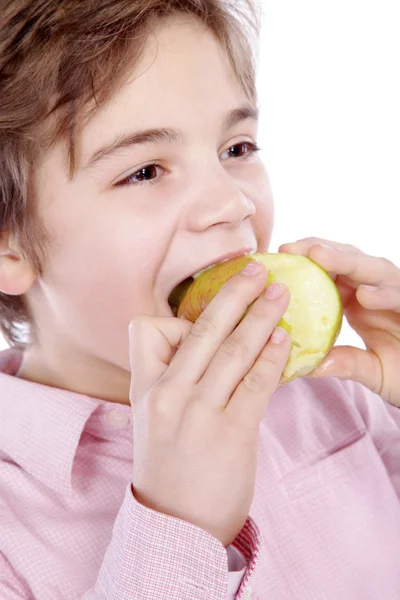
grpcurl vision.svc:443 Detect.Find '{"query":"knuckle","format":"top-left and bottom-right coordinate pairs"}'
top-left (147, 379), bottom-right (168, 404)
top-left (258, 352), bottom-right (281, 370)
top-left (250, 296), bottom-right (271, 319)
top-left (221, 335), bottom-right (250, 359)
top-left (345, 243), bottom-right (359, 253)
top-left (190, 314), bottom-right (218, 338)
top-left (240, 370), bottom-right (266, 393)
top-left (240, 349), bottom-right (283, 394)
top-left (151, 399), bottom-right (169, 422)
top-left (379, 256), bottom-right (393, 268)
top-left (147, 381), bottom-right (175, 419)
top-left (250, 291), bottom-right (287, 320)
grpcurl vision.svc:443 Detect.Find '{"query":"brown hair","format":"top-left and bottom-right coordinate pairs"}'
top-left (0, 0), bottom-right (260, 347)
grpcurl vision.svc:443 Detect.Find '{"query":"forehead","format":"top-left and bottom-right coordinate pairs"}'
top-left (77, 15), bottom-right (251, 156)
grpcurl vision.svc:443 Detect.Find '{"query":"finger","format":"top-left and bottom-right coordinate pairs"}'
top-left (306, 344), bottom-right (383, 394)
top-left (129, 316), bottom-right (193, 402)
top-left (281, 242), bottom-right (400, 289)
top-left (225, 324), bottom-right (292, 426)
top-left (197, 282), bottom-right (290, 410)
top-left (357, 284), bottom-right (400, 313)
top-left (167, 261), bottom-right (269, 384)
top-left (279, 237), bottom-right (358, 254)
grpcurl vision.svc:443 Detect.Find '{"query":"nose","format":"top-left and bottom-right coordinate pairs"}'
top-left (183, 167), bottom-right (256, 231)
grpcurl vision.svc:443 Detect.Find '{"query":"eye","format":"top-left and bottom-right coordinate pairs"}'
top-left (222, 141), bottom-right (261, 160)
top-left (115, 163), bottom-right (163, 188)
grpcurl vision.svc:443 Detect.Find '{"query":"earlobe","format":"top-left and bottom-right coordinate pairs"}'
top-left (0, 232), bottom-right (36, 296)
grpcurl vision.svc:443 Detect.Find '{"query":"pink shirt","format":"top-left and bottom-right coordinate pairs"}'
top-left (1, 348), bottom-right (400, 599)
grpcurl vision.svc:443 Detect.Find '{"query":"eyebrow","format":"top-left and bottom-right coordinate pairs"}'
top-left (81, 105), bottom-right (259, 173)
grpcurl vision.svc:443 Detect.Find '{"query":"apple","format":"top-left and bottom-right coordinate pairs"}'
top-left (173, 253), bottom-right (343, 385)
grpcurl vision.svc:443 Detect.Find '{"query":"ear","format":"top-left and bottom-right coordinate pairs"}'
top-left (0, 232), bottom-right (36, 296)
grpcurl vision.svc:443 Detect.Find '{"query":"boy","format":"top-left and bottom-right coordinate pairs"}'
top-left (1, 1), bottom-right (400, 598)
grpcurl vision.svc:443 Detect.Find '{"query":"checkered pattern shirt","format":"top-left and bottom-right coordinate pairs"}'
top-left (2, 348), bottom-right (400, 599)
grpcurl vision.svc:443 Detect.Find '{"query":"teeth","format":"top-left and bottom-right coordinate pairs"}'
top-left (192, 250), bottom-right (257, 280)
top-left (193, 262), bottom-right (219, 279)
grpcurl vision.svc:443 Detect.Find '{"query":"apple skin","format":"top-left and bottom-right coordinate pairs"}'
top-left (177, 253), bottom-right (343, 385)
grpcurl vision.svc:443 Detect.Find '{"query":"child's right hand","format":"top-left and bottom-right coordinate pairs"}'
top-left (129, 261), bottom-right (291, 548)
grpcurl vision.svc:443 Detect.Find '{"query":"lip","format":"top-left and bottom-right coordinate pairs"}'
top-left (166, 245), bottom-right (257, 309)
top-left (194, 247), bottom-right (258, 277)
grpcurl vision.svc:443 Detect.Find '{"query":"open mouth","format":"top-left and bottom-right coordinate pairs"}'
top-left (167, 248), bottom-right (257, 316)
top-left (168, 277), bottom-right (194, 316)
top-left (167, 260), bottom-right (235, 316)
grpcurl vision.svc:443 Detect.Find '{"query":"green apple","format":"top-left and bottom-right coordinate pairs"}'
top-left (173, 253), bottom-right (343, 385)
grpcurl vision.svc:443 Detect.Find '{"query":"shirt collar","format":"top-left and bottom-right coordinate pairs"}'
top-left (0, 348), bottom-right (103, 496)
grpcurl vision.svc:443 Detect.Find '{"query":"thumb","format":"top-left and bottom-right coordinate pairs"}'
top-left (129, 315), bottom-right (193, 403)
top-left (307, 345), bottom-right (382, 391)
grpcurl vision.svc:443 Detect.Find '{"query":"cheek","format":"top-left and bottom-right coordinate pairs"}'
top-left (44, 185), bottom-right (158, 285)
top-left (243, 163), bottom-right (274, 251)
top-left (40, 190), bottom-right (169, 361)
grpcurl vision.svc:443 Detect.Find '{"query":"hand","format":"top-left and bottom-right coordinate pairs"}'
top-left (129, 261), bottom-right (291, 547)
top-left (279, 237), bottom-right (400, 407)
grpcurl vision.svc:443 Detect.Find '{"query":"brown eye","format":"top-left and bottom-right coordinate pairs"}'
top-left (130, 165), bottom-right (158, 183)
top-left (115, 163), bottom-right (163, 188)
top-left (223, 142), bottom-right (260, 160)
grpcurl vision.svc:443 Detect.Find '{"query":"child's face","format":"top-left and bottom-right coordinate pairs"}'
top-left (25, 15), bottom-right (274, 399)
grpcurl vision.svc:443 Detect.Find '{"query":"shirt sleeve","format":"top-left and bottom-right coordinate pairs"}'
top-left (82, 483), bottom-right (262, 600)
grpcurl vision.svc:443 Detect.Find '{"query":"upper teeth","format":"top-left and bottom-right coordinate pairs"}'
top-left (193, 262), bottom-right (219, 279)
top-left (193, 250), bottom-right (257, 280)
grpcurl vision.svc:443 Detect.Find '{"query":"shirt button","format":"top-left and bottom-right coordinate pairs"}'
top-left (106, 409), bottom-right (130, 426)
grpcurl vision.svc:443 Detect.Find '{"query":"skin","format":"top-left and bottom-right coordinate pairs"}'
top-left (0, 15), bottom-right (274, 404)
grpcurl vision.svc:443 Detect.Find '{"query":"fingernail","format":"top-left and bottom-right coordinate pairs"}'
top-left (265, 282), bottom-right (284, 299)
top-left (271, 327), bottom-right (288, 344)
top-left (242, 261), bottom-right (264, 276)
top-left (362, 285), bottom-right (378, 292)
top-left (319, 244), bottom-right (340, 253)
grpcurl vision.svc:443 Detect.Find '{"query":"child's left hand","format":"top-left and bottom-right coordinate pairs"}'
top-left (279, 238), bottom-right (400, 407)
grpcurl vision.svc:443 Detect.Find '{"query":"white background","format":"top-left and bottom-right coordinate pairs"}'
top-left (258, 0), bottom-right (399, 350)
top-left (1, 0), bottom-right (399, 351)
